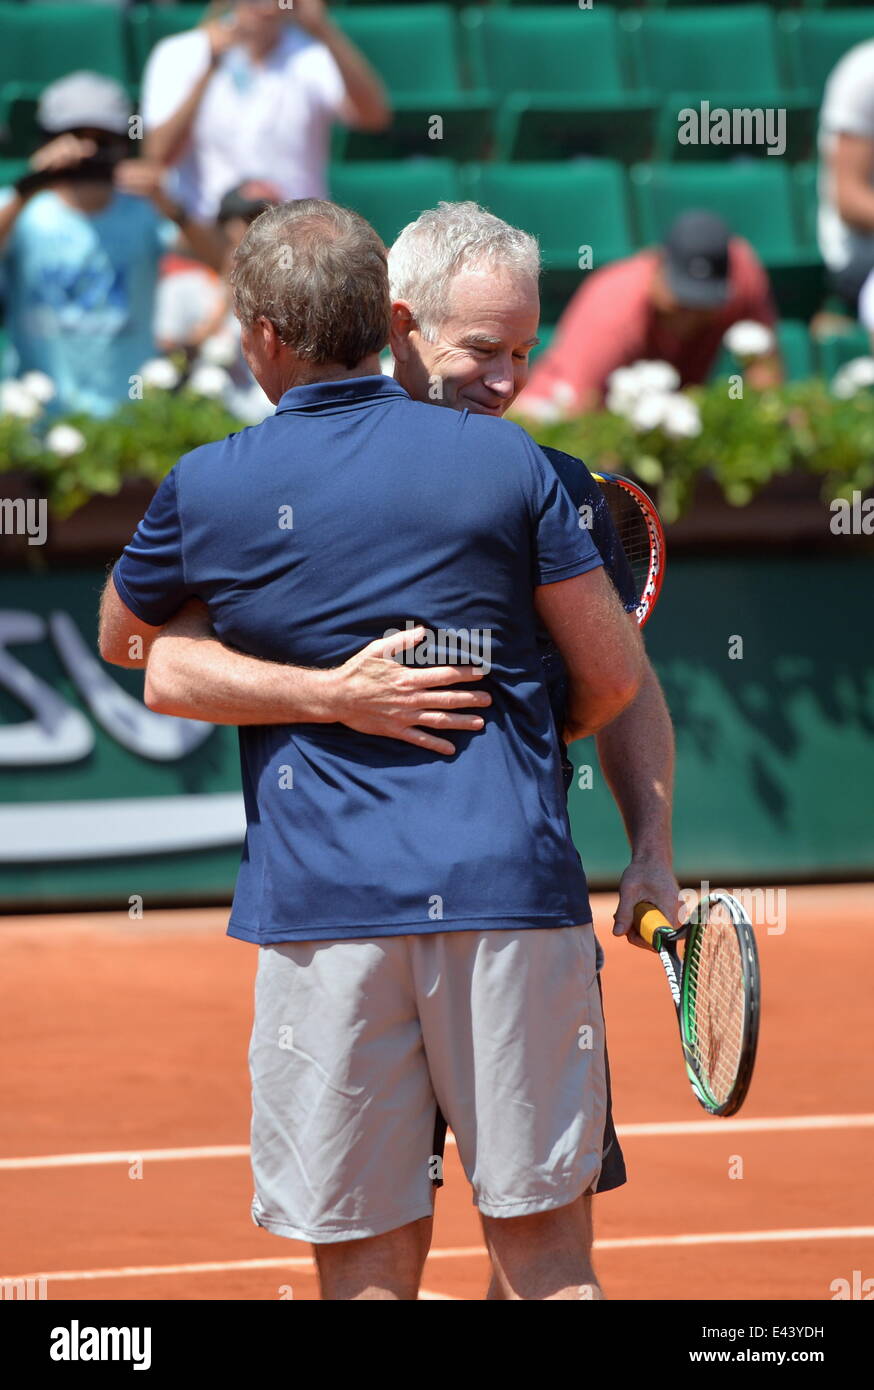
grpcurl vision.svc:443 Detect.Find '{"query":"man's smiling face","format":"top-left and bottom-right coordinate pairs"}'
top-left (391, 265), bottom-right (540, 416)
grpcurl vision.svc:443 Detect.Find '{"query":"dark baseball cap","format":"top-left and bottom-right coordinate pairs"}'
top-left (662, 210), bottom-right (731, 309)
top-left (217, 180), bottom-right (282, 225)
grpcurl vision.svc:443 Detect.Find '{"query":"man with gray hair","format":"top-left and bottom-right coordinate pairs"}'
top-left (388, 204), bottom-right (678, 944)
top-left (148, 201), bottom-right (679, 952)
top-left (100, 196), bottom-right (645, 1300)
top-left (387, 199), bottom-right (542, 415)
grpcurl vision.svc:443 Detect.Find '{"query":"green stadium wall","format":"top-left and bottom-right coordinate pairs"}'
top-left (0, 556), bottom-right (871, 910)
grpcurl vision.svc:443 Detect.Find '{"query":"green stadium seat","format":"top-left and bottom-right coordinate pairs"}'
top-left (651, 0), bottom-right (802, 8)
top-left (463, 159), bottom-right (634, 319)
top-left (333, 7), bottom-right (492, 160)
top-left (0, 83), bottom-right (43, 157)
top-left (0, 2), bottom-right (130, 155)
top-left (0, 84), bottom-right (50, 157)
top-left (630, 161), bottom-right (825, 319)
top-left (621, 7), bottom-right (816, 161)
top-left (623, 8), bottom-right (784, 97)
top-left (127, 4), bottom-right (208, 83)
top-left (329, 158), bottom-right (461, 245)
top-left (461, 6), bottom-right (656, 163)
top-left (793, 161), bottom-right (820, 247)
top-left (0, 156), bottom-right (28, 188)
top-left (804, 0), bottom-right (874, 10)
top-left (817, 325), bottom-right (870, 379)
top-left (0, 4), bottom-right (129, 88)
top-left (631, 161), bottom-right (804, 260)
top-left (493, 1), bottom-right (638, 7)
top-left (777, 319), bottom-right (817, 381)
top-left (780, 10), bottom-right (874, 98)
top-left (337, 0), bottom-right (473, 6)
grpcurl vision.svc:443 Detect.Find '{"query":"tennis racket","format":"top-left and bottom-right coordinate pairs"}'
top-left (590, 472), bottom-right (665, 627)
top-left (633, 892), bottom-right (761, 1117)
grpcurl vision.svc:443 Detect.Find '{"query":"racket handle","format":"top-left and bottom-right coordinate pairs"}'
top-left (633, 900), bottom-right (674, 950)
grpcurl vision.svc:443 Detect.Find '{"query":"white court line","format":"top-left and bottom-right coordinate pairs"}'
top-left (2, 1113), bottom-right (873, 1171)
top-left (617, 1114), bottom-right (874, 1138)
top-left (599, 1227), bottom-right (874, 1250)
top-left (4, 1229), bottom-right (874, 1286)
top-left (0, 1145), bottom-right (249, 1171)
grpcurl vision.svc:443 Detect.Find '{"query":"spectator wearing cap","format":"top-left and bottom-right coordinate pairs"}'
top-left (515, 212), bottom-right (782, 419)
top-left (142, 0), bottom-right (390, 223)
top-left (0, 71), bottom-right (220, 417)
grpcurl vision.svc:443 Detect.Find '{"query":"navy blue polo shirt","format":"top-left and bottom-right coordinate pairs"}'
top-left (113, 376), bottom-right (604, 944)
top-left (537, 447), bottom-right (639, 791)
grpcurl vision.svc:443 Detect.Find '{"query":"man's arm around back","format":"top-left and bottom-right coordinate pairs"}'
top-left (534, 566), bottom-right (644, 740)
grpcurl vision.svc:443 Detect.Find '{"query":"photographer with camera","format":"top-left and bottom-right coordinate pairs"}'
top-left (0, 72), bottom-right (220, 418)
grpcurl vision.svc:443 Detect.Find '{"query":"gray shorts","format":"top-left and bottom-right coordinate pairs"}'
top-left (248, 924), bottom-right (626, 1244)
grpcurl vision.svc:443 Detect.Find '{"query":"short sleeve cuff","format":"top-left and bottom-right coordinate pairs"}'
top-left (535, 551), bottom-right (604, 587)
top-left (112, 563), bottom-right (169, 627)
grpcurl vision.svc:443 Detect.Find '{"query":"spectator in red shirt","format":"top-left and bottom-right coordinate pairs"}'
top-left (516, 211), bottom-right (782, 419)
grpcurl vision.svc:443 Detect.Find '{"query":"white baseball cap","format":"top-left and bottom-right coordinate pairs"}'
top-left (37, 71), bottom-right (131, 137)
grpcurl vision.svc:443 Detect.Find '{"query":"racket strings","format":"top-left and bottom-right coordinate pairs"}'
top-left (601, 488), bottom-right (651, 592)
top-left (597, 481), bottom-right (658, 613)
top-left (684, 921), bottom-right (745, 1106)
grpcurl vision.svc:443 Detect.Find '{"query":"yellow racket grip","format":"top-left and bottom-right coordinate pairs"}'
top-left (633, 900), bottom-right (674, 950)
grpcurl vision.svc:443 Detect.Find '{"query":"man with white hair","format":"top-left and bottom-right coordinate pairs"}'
top-left (148, 203), bottom-right (679, 949)
top-left (102, 201), bottom-right (675, 1300)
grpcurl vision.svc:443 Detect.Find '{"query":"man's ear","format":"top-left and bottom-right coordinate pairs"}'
top-left (390, 300), bottom-right (415, 363)
top-left (256, 316), bottom-right (284, 359)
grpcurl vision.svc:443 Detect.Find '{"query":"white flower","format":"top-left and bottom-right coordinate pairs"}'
top-left (627, 386), bottom-right (701, 438)
top-left (662, 393), bottom-right (702, 439)
top-left (605, 389), bottom-right (629, 418)
top-left (607, 362), bottom-right (679, 419)
top-left (18, 370), bottom-right (55, 404)
top-left (723, 320), bottom-right (775, 360)
top-left (831, 357), bottom-right (874, 399)
top-left (515, 379), bottom-right (574, 422)
top-left (0, 381), bottom-right (42, 419)
top-left (605, 368), bottom-right (641, 418)
top-left (629, 392), bottom-right (671, 433)
top-left (45, 424), bottom-right (86, 457)
top-left (634, 360), bottom-right (681, 393)
top-left (198, 333), bottom-right (238, 369)
top-left (846, 356), bottom-right (874, 386)
top-left (606, 366), bottom-right (641, 399)
top-left (140, 358), bottom-right (180, 390)
top-left (516, 396), bottom-right (562, 424)
top-left (187, 364), bottom-right (232, 399)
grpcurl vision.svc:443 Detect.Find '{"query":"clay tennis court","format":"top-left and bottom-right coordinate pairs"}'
top-left (1, 882), bottom-right (871, 1301)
